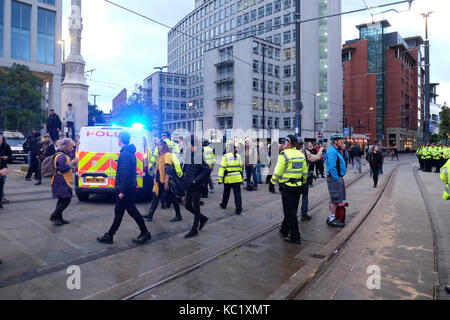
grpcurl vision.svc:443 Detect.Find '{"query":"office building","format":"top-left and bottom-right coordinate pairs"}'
top-left (164, 0), bottom-right (343, 141)
top-left (0, 0), bottom-right (63, 115)
top-left (342, 20), bottom-right (424, 151)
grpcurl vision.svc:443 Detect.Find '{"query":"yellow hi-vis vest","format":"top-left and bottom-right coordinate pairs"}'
top-left (203, 146), bottom-right (216, 169)
top-left (417, 147), bottom-right (422, 157)
top-left (149, 139), bottom-right (181, 169)
top-left (432, 146), bottom-right (440, 160)
top-left (218, 153), bottom-right (243, 184)
top-left (444, 147), bottom-right (450, 160)
top-left (271, 147), bottom-right (307, 187)
top-left (422, 147), bottom-right (431, 159)
top-left (440, 159), bottom-right (450, 200)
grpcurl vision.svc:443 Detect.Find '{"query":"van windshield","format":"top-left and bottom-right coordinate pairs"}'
top-left (79, 129), bottom-right (144, 154)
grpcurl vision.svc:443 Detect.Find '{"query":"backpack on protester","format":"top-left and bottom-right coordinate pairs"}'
top-left (41, 153), bottom-right (63, 178)
top-left (335, 202), bottom-right (349, 223)
top-left (22, 140), bottom-right (31, 153)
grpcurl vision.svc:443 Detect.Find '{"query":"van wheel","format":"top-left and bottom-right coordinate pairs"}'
top-left (76, 191), bottom-right (89, 202)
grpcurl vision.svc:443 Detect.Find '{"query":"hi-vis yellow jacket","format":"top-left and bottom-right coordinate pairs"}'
top-left (440, 159), bottom-right (450, 200)
top-left (271, 147), bottom-right (307, 187)
top-left (218, 153), bottom-right (243, 184)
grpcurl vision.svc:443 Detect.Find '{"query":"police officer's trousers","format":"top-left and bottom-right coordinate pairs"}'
top-left (220, 183), bottom-right (242, 214)
top-left (425, 158), bottom-right (432, 172)
top-left (280, 185), bottom-right (302, 241)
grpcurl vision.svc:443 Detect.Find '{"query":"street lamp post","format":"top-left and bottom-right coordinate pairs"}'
top-left (155, 66), bottom-right (168, 135)
top-left (314, 93), bottom-right (321, 140)
top-left (421, 11), bottom-right (433, 144)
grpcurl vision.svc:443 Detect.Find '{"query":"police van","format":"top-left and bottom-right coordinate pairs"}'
top-left (75, 126), bottom-right (154, 201)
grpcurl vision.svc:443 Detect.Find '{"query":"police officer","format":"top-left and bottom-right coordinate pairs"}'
top-left (218, 143), bottom-right (243, 215)
top-left (202, 140), bottom-right (216, 198)
top-left (440, 158), bottom-right (450, 200)
top-left (424, 144), bottom-right (432, 172)
top-left (417, 145), bottom-right (424, 171)
top-left (269, 135), bottom-right (307, 244)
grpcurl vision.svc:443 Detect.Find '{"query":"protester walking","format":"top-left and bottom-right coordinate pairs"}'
top-left (143, 140), bottom-right (183, 222)
top-left (391, 145), bottom-right (399, 161)
top-left (97, 132), bottom-right (151, 244)
top-left (368, 145), bottom-right (383, 187)
top-left (0, 134), bottom-right (10, 209)
top-left (0, 135), bottom-right (12, 204)
top-left (46, 109), bottom-right (62, 143)
top-left (25, 132), bottom-right (42, 184)
top-left (183, 136), bottom-right (211, 238)
top-left (49, 139), bottom-right (78, 226)
top-left (64, 103), bottom-right (76, 140)
top-left (349, 143), bottom-right (363, 174)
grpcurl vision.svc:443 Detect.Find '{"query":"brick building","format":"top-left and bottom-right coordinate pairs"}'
top-left (112, 88), bottom-right (127, 116)
top-left (342, 20), bottom-right (424, 151)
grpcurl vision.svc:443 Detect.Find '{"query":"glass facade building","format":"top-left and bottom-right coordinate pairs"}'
top-left (0, 0), bottom-right (62, 116)
top-left (11, 0), bottom-right (31, 61)
top-left (359, 21), bottom-right (389, 141)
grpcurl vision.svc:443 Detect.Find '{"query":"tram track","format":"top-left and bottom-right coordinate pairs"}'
top-left (122, 167), bottom-right (373, 300)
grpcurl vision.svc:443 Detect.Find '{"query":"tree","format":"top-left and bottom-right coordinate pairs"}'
top-left (113, 85), bottom-right (160, 131)
top-left (439, 102), bottom-right (450, 144)
top-left (0, 63), bottom-right (45, 134)
top-left (88, 102), bottom-right (105, 125)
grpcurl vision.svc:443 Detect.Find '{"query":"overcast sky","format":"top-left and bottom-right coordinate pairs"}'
top-left (61, 0), bottom-right (449, 112)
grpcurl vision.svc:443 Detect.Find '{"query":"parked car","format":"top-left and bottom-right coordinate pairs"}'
top-left (3, 131), bottom-right (27, 164)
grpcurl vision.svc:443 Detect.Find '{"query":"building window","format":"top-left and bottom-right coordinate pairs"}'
top-left (274, 65), bottom-right (280, 78)
top-left (265, 20), bottom-right (272, 32)
top-left (283, 100), bottom-right (291, 112)
top-left (253, 78), bottom-right (259, 91)
top-left (275, 117), bottom-right (279, 127)
top-left (0, 0), bottom-right (4, 56)
top-left (283, 31), bottom-right (291, 44)
top-left (253, 59), bottom-right (259, 73)
top-left (284, 0), bottom-right (292, 9)
top-left (11, 0), bottom-right (31, 61)
top-left (284, 48), bottom-right (291, 60)
top-left (274, 100), bottom-right (280, 112)
top-left (284, 117), bottom-right (291, 129)
top-left (253, 115), bottom-right (258, 128)
top-left (268, 81), bottom-right (273, 94)
top-left (283, 13), bottom-right (291, 25)
top-left (37, 7), bottom-right (55, 64)
top-left (284, 65), bottom-right (291, 78)
top-left (266, 3), bottom-right (272, 15)
top-left (274, 17), bottom-right (281, 30)
top-left (274, 82), bottom-right (280, 95)
top-left (258, 6), bottom-right (264, 19)
top-left (253, 97), bottom-right (258, 110)
top-left (38, 0), bottom-right (55, 5)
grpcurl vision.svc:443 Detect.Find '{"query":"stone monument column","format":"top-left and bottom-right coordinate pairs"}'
top-left (61, 0), bottom-right (89, 138)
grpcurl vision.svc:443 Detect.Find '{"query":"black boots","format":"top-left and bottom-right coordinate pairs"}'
top-left (97, 233), bottom-right (113, 244)
top-left (132, 232), bottom-right (152, 244)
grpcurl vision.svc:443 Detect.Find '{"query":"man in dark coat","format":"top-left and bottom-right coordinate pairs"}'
top-left (98, 131), bottom-right (151, 245)
top-left (25, 132), bottom-right (42, 184)
top-left (46, 109), bottom-right (62, 143)
top-left (0, 135), bottom-right (12, 204)
top-left (182, 135), bottom-right (211, 238)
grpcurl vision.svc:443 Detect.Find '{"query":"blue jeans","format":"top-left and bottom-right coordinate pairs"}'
top-left (256, 163), bottom-right (264, 184)
top-left (1, 176), bottom-right (6, 200)
top-left (301, 185), bottom-right (309, 215)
